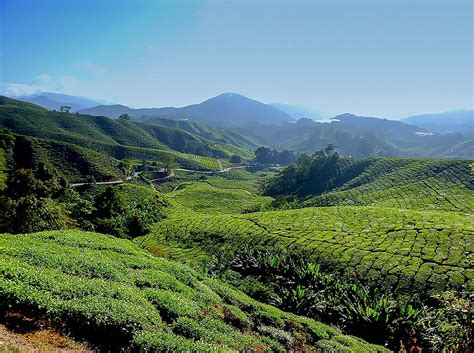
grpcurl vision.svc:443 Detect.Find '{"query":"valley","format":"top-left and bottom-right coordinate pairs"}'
top-left (0, 86), bottom-right (472, 353)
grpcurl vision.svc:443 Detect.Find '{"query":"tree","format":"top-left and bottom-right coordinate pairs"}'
top-left (0, 167), bottom-right (68, 233)
top-left (230, 155), bottom-right (242, 164)
top-left (118, 113), bottom-right (131, 120)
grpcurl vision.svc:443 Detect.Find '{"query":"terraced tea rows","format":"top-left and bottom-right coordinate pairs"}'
top-left (169, 182), bottom-right (272, 214)
top-left (0, 230), bottom-right (389, 352)
top-left (303, 158), bottom-right (473, 213)
top-left (205, 170), bottom-right (275, 194)
top-left (170, 150), bottom-right (222, 170)
top-left (140, 206), bottom-right (473, 296)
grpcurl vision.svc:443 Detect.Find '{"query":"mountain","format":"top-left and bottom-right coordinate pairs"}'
top-left (78, 104), bottom-right (135, 118)
top-left (269, 103), bottom-right (328, 120)
top-left (16, 92), bottom-right (102, 111)
top-left (242, 113), bottom-right (473, 159)
top-left (402, 110), bottom-right (474, 134)
top-left (79, 92), bottom-right (292, 126)
top-left (331, 113), bottom-right (429, 141)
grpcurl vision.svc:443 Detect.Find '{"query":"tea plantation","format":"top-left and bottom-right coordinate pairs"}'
top-left (140, 206), bottom-right (473, 296)
top-left (300, 158), bottom-right (473, 213)
top-left (169, 182), bottom-right (272, 214)
top-left (0, 230), bottom-right (389, 352)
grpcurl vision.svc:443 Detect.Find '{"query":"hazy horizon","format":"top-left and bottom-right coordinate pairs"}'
top-left (1, 0), bottom-right (472, 119)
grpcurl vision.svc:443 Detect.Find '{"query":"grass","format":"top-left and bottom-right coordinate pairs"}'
top-left (0, 230), bottom-right (389, 352)
top-left (139, 206), bottom-right (473, 297)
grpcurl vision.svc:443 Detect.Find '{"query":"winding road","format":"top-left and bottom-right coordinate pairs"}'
top-left (70, 161), bottom-right (258, 187)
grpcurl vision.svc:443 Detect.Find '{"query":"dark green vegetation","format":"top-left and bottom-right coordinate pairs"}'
top-left (0, 230), bottom-right (389, 352)
top-left (265, 151), bottom-right (473, 213)
top-left (0, 146), bottom-right (166, 238)
top-left (0, 130), bottom-right (123, 183)
top-left (143, 116), bottom-right (261, 154)
top-left (254, 147), bottom-right (297, 165)
top-left (203, 247), bottom-right (472, 352)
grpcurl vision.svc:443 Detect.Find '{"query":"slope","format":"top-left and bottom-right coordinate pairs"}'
top-left (0, 97), bottom-right (246, 170)
top-left (268, 157), bottom-right (473, 213)
top-left (0, 230), bottom-right (388, 352)
top-left (139, 206), bottom-right (473, 297)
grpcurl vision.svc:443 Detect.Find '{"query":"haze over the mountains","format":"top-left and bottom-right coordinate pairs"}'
top-left (6, 91), bottom-right (473, 160)
top-left (13, 91), bottom-right (473, 134)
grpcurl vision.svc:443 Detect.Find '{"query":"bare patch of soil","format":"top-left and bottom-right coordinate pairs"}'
top-left (0, 312), bottom-right (90, 352)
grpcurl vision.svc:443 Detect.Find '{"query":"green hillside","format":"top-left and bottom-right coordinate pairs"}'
top-left (0, 129), bottom-right (123, 183)
top-left (303, 158), bottom-right (473, 213)
top-left (139, 206), bottom-right (473, 296)
top-left (169, 182), bottom-right (272, 214)
top-left (0, 96), bottom-right (251, 164)
top-left (0, 230), bottom-right (388, 352)
top-left (143, 116), bottom-right (262, 152)
top-left (266, 156), bottom-right (473, 213)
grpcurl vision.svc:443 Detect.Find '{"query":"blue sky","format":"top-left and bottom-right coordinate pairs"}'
top-left (0, 0), bottom-right (472, 118)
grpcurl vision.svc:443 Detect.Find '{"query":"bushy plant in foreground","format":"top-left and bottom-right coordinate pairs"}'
top-left (204, 246), bottom-right (471, 351)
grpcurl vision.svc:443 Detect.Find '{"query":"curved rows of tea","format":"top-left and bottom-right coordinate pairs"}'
top-left (0, 230), bottom-right (388, 352)
top-left (140, 206), bottom-right (473, 296)
top-left (302, 158), bottom-right (473, 213)
top-left (169, 182), bottom-right (272, 214)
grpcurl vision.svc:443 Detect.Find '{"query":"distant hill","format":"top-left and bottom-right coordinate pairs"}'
top-left (269, 103), bottom-right (328, 120)
top-left (243, 113), bottom-right (473, 159)
top-left (402, 110), bottom-right (474, 134)
top-left (331, 113), bottom-right (428, 141)
top-left (79, 92), bottom-right (292, 126)
top-left (16, 92), bottom-right (102, 112)
top-left (0, 96), bottom-right (253, 170)
top-left (142, 116), bottom-right (263, 150)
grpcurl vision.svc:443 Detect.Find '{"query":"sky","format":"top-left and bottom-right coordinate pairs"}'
top-left (0, 0), bottom-right (472, 118)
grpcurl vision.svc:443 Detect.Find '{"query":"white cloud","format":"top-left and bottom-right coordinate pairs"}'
top-left (75, 60), bottom-right (108, 75)
top-left (31, 74), bottom-right (52, 85)
top-left (0, 74), bottom-right (82, 97)
top-left (0, 83), bottom-right (43, 97)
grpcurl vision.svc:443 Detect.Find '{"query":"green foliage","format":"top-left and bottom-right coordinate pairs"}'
top-left (0, 230), bottom-right (389, 352)
top-left (0, 146), bottom-right (6, 188)
top-left (89, 183), bottom-right (167, 238)
top-left (207, 246), bottom-right (426, 347)
top-left (254, 146), bottom-right (297, 165)
top-left (266, 156), bottom-right (473, 213)
top-left (169, 182), bottom-right (272, 214)
top-left (140, 206), bottom-right (473, 297)
top-left (0, 165), bottom-right (70, 233)
top-left (419, 291), bottom-right (473, 352)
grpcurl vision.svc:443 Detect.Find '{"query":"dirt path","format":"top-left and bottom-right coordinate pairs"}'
top-left (0, 322), bottom-right (90, 352)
